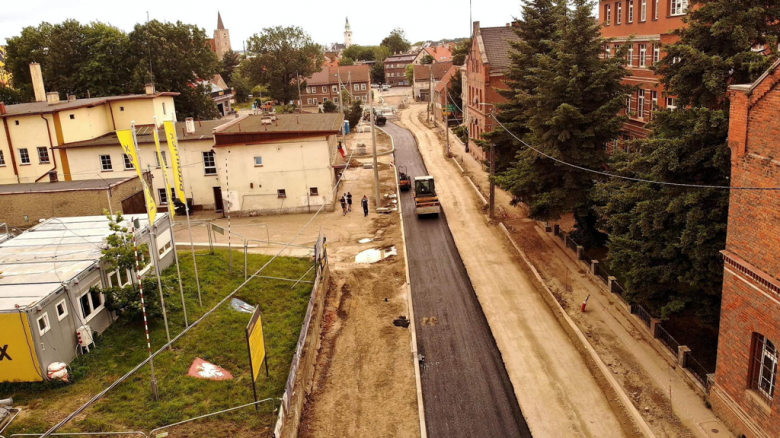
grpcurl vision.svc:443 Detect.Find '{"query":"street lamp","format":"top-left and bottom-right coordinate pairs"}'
top-left (478, 103), bottom-right (496, 219)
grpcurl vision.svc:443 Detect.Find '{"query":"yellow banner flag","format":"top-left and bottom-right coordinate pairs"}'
top-left (246, 309), bottom-right (267, 381)
top-left (153, 128), bottom-right (174, 219)
top-left (163, 121), bottom-right (187, 205)
top-left (117, 129), bottom-right (158, 225)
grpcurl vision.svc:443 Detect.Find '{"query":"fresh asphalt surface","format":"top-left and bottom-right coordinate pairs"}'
top-left (384, 120), bottom-right (532, 438)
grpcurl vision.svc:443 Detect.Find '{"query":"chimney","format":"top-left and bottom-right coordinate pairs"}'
top-left (144, 83), bottom-right (156, 95)
top-left (185, 117), bottom-right (195, 134)
top-left (46, 92), bottom-right (61, 106)
top-left (30, 63), bottom-right (46, 103)
top-left (0, 102), bottom-right (6, 115)
top-left (67, 94), bottom-right (76, 102)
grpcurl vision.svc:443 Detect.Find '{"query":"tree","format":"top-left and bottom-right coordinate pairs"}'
top-left (405, 64), bottom-right (415, 88)
top-left (371, 63), bottom-right (385, 83)
top-left (345, 100), bottom-right (363, 129)
top-left (128, 20), bottom-right (220, 120)
top-left (230, 70), bottom-right (252, 103)
top-left (451, 38), bottom-right (471, 66)
top-left (373, 46), bottom-right (391, 62)
top-left (381, 28), bottom-right (411, 54)
top-left (446, 70), bottom-right (463, 117)
top-left (494, 0), bottom-right (629, 221)
top-left (592, 0), bottom-right (780, 322)
top-left (219, 50), bottom-right (241, 86)
top-left (245, 26), bottom-right (324, 104)
top-left (0, 84), bottom-right (27, 105)
top-left (322, 100), bottom-right (338, 113)
top-left (421, 54), bottom-right (434, 64)
top-left (340, 57), bottom-right (355, 66)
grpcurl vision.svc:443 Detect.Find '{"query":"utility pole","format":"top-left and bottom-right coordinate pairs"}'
top-left (428, 66), bottom-right (433, 122)
top-left (489, 142), bottom-right (495, 219)
top-left (369, 88), bottom-right (380, 207)
top-left (296, 72), bottom-right (302, 110)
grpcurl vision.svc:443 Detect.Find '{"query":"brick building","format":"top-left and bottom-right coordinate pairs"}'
top-left (383, 53), bottom-right (416, 86)
top-left (412, 62), bottom-right (454, 101)
top-left (464, 21), bottom-right (519, 161)
top-left (433, 65), bottom-right (460, 124)
top-left (709, 59), bottom-right (780, 438)
top-left (599, 0), bottom-right (688, 141)
top-left (302, 65), bottom-right (370, 110)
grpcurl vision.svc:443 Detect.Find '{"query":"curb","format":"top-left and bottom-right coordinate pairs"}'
top-left (498, 223), bottom-right (657, 438)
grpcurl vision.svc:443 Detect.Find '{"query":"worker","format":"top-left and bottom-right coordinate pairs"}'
top-left (361, 195), bottom-right (369, 217)
top-left (347, 192), bottom-right (353, 212)
top-left (340, 195), bottom-right (348, 215)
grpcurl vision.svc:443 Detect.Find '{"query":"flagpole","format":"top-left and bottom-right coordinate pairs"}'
top-left (132, 122), bottom-right (172, 350)
top-left (154, 116), bottom-right (188, 328)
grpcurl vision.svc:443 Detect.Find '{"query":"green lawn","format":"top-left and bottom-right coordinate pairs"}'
top-left (1, 249), bottom-right (315, 435)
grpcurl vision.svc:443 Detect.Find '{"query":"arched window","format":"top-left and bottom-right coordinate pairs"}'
top-left (751, 333), bottom-right (778, 402)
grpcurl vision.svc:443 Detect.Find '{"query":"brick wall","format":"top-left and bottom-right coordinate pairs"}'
top-left (712, 62), bottom-right (780, 438)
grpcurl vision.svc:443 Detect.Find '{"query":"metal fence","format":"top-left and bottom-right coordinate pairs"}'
top-left (580, 250), bottom-right (592, 264)
top-left (594, 263), bottom-right (610, 284)
top-left (656, 324), bottom-right (681, 355)
top-left (565, 235), bottom-right (578, 252)
top-left (684, 353), bottom-right (712, 389)
top-left (557, 230), bottom-right (566, 243)
top-left (631, 303), bottom-right (653, 328)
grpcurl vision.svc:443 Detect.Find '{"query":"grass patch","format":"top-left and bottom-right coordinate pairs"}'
top-left (1, 249), bottom-right (315, 435)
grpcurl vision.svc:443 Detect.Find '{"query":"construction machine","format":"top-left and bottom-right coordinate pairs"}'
top-left (413, 176), bottom-right (441, 216)
top-left (398, 165), bottom-right (411, 191)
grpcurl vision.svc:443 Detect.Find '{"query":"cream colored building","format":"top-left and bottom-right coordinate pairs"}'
top-left (212, 113), bottom-right (344, 214)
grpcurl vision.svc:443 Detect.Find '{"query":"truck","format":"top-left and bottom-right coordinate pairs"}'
top-left (413, 176), bottom-right (441, 216)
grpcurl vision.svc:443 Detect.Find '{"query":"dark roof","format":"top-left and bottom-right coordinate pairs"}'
top-left (217, 12), bottom-right (225, 30)
top-left (53, 119), bottom-right (227, 149)
top-left (0, 176), bottom-right (136, 195)
top-left (384, 53), bottom-right (417, 63)
top-left (435, 65), bottom-right (460, 93)
top-left (413, 62), bottom-right (455, 82)
top-left (479, 26), bottom-right (519, 74)
top-left (216, 113), bottom-right (344, 135)
top-left (307, 65), bottom-right (370, 86)
top-left (0, 93), bottom-right (180, 118)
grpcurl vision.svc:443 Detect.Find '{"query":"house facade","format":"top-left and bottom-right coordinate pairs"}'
top-left (433, 65), bottom-right (460, 124)
top-left (383, 54), bottom-right (416, 86)
top-left (413, 62), bottom-right (454, 101)
top-left (303, 65), bottom-right (370, 111)
top-left (464, 22), bottom-right (519, 161)
top-left (599, 0), bottom-right (687, 141)
top-left (710, 60), bottom-right (780, 438)
top-left (412, 45), bottom-right (454, 65)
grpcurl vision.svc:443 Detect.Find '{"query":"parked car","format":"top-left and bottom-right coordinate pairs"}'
top-left (371, 83), bottom-right (380, 88)
top-left (382, 85), bottom-right (390, 91)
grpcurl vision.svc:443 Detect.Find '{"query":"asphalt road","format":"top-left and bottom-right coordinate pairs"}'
top-left (384, 121), bottom-right (532, 438)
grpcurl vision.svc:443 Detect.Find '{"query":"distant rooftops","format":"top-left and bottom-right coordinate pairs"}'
top-left (308, 65), bottom-right (370, 86)
top-left (53, 120), bottom-right (228, 150)
top-left (385, 53), bottom-right (417, 63)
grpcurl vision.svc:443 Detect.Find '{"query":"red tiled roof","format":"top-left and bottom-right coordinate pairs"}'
top-left (424, 46), bottom-right (453, 63)
top-left (307, 65), bottom-right (370, 86)
top-left (413, 62), bottom-right (454, 82)
top-left (435, 65), bottom-right (459, 93)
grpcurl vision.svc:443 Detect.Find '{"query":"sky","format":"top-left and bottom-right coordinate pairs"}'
top-left (1, 0), bottom-right (524, 48)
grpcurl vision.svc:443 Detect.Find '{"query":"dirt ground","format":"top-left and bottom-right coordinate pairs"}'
top-left (436, 111), bottom-right (732, 438)
top-left (397, 104), bottom-right (636, 437)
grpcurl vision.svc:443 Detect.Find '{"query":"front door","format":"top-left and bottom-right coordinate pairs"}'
top-left (213, 187), bottom-right (224, 213)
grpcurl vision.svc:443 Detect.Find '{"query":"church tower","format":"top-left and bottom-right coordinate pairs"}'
top-left (214, 12), bottom-right (232, 59)
top-left (344, 17), bottom-right (353, 48)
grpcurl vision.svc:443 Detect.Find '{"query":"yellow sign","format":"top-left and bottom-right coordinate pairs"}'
top-left (153, 127), bottom-right (174, 219)
top-left (246, 309), bottom-right (266, 381)
top-left (117, 129), bottom-right (157, 225)
top-left (0, 313), bottom-right (44, 382)
top-left (163, 121), bottom-right (187, 204)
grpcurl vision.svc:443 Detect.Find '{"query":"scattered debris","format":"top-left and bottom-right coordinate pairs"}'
top-left (47, 362), bottom-right (69, 382)
top-left (421, 316), bottom-right (439, 326)
top-left (188, 358), bottom-right (234, 380)
top-left (230, 298), bottom-right (256, 313)
top-left (358, 238), bottom-right (374, 244)
top-left (393, 316), bottom-right (410, 328)
top-left (355, 247), bottom-right (397, 264)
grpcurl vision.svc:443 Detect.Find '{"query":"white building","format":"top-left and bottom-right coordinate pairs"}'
top-left (344, 17), bottom-right (353, 48)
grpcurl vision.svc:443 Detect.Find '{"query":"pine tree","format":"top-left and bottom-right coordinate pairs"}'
top-left (496, 0), bottom-right (629, 220)
top-left (593, 0), bottom-right (780, 322)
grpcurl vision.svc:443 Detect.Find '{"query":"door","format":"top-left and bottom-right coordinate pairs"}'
top-left (213, 187), bottom-right (224, 212)
top-left (121, 191), bottom-right (147, 214)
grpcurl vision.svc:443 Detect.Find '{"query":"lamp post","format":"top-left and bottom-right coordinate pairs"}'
top-left (478, 103), bottom-right (496, 219)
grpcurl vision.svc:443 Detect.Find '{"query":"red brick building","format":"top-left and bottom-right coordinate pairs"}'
top-left (302, 65), bottom-right (370, 111)
top-left (599, 0), bottom-right (688, 141)
top-left (710, 59), bottom-right (780, 438)
top-left (464, 21), bottom-right (519, 161)
top-left (384, 53), bottom-right (416, 86)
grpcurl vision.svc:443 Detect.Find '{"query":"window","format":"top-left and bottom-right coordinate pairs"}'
top-left (627, 45), bottom-right (634, 66)
top-left (310, 187), bottom-right (319, 196)
top-left (321, 86), bottom-right (327, 93)
top-left (670, 0), bottom-right (688, 15)
top-left (69, 114), bottom-right (75, 120)
top-left (120, 106), bottom-right (125, 111)
top-left (254, 156), bottom-right (263, 167)
top-left (628, 0), bottom-right (634, 22)
top-left (605, 4), bottom-right (612, 24)
top-left (362, 95), bottom-right (367, 102)
top-left (19, 148), bottom-right (30, 165)
top-left (653, 44), bottom-right (660, 64)
top-left (277, 189), bottom-right (286, 198)
top-left (638, 89), bottom-right (646, 119)
top-left (119, 269), bottom-right (131, 286)
top-left (37, 313), bottom-right (51, 336)
top-left (640, 0), bottom-right (647, 20)
top-left (37, 147), bottom-right (50, 164)
top-left (654, 0), bottom-right (659, 19)
top-left (79, 289), bottom-right (104, 320)
top-left (158, 188), bottom-right (168, 205)
top-left (334, 97), bottom-right (339, 104)
top-left (307, 98), bottom-right (312, 105)
top-left (639, 44), bottom-right (647, 67)
top-left (323, 97), bottom-right (329, 102)
top-left (626, 96), bottom-right (632, 114)
top-left (650, 90), bottom-right (658, 119)
top-left (751, 334), bottom-right (778, 402)
top-left (361, 83), bottom-right (367, 90)
top-left (15, 120), bottom-right (20, 125)
top-left (617, 2), bottom-right (622, 23)
top-left (0, 150), bottom-right (4, 166)
top-left (56, 299), bottom-right (68, 321)
top-left (605, 45), bottom-right (612, 59)
top-left (203, 151), bottom-right (217, 175)
top-left (666, 97), bottom-right (677, 109)
top-left (313, 98), bottom-right (318, 105)
top-left (123, 154), bottom-right (135, 170)
top-left (100, 154), bottom-right (112, 171)
top-left (162, 102), bottom-right (167, 115)
top-left (354, 83), bottom-right (359, 91)
top-left (155, 151), bottom-right (168, 168)
top-left (332, 85), bottom-right (338, 92)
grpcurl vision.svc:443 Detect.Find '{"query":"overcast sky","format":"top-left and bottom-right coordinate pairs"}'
top-left (1, 0), bottom-right (524, 48)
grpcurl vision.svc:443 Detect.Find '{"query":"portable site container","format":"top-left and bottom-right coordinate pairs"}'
top-left (0, 214), bottom-right (175, 382)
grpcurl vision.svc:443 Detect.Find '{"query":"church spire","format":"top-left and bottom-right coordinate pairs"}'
top-left (217, 12), bottom-right (225, 30)
top-left (345, 17), bottom-right (351, 31)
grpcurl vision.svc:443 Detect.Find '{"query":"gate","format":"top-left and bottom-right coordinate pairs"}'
top-left (121, 191), bottom-right (146, 215)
